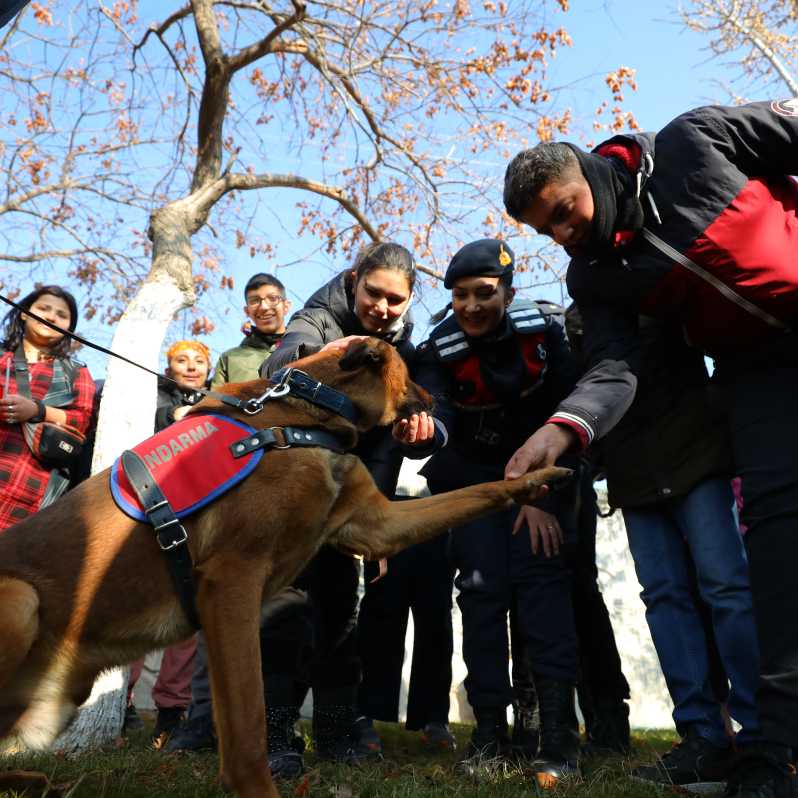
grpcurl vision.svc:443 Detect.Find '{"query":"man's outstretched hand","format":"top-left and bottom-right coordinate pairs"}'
top-left (505, 424), bottom-right (577, 480)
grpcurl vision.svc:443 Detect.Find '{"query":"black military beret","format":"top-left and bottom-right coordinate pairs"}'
top-left (444, 238), bottom-right (515, 288)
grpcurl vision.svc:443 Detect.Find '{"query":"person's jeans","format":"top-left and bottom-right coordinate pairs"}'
top-left (623, 477), bottom-right (760, 746)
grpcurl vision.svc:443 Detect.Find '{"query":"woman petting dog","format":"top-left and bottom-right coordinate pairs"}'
top-left (261, 242), bottom-right (451, 773)
top-left (0, 285), bottom-right (96, 531)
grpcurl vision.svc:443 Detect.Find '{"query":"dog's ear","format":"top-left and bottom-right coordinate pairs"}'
top-left (339, 339), bottom-right (385, 371)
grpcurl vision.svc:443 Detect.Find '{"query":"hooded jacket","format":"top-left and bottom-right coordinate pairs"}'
top-left (548, 100), bottom-right (798, 449)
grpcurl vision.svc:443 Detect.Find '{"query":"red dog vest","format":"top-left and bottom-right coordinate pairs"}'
top-left (110, 413), bottom-right (263, 522)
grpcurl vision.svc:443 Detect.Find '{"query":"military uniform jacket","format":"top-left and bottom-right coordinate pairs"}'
top-left (415, 300), bottom-right (580, 493)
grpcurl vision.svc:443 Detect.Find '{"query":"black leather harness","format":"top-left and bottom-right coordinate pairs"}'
top-left (120, 368), bottom-right (355, 629)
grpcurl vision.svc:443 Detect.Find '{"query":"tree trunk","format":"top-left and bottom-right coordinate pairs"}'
top-left (54, 210), bottom-right (195, 751)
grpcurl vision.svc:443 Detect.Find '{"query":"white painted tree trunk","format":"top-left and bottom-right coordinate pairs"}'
top-left (53, 272), bottom-right (192, 752)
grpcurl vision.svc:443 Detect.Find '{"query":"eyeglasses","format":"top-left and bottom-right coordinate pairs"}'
top-left (246, 295), bottom-right (286, 308)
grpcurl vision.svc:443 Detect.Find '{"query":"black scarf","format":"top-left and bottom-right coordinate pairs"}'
top-left (243, 330), bottom-right (284, 349)
top-left (566, 144), bottom-right (645, 252)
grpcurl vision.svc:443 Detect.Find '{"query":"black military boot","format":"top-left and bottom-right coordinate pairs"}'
top-left (266, 676), bottom-right (304, 779)
top-left (456, 707), bottom-right (511, 776)
top-left (511, 685), bottom-right (540, 761)
top-left (534, 678), bottom-right (581, 789)
top-left (583, 700), bottom-right (631, 757)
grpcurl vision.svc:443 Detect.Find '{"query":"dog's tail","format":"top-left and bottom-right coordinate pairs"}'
top-left (0, 578), bottom-right (39, 689)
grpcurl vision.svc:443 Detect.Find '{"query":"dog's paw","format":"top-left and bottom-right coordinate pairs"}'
top-left (512, 466), bottom-right (573, 504)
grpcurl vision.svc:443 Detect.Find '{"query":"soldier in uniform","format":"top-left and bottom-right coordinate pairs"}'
top-left (414, 239), bottom-right (582, 788)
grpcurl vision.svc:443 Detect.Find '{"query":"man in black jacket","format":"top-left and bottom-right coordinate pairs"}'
top-left (503, 100), bottom-right (798, 798)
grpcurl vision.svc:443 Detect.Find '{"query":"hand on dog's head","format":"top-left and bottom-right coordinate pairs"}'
top-left (335, 337), bottom-right (434, 428)
top-left (338, 338), bottom-right (387, 371)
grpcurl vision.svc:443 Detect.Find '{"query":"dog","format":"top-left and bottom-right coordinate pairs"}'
top-left (0, 337), bottom-right (569, 798)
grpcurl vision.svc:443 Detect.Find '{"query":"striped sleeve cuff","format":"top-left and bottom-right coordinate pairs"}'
top-left (547, 412), bottom-right (595, 451)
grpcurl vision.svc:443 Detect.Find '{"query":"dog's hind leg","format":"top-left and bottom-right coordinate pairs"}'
top-left (0, 578), bottom-right (39, 689)
top-left (197, 555), bottom-right (280, 798)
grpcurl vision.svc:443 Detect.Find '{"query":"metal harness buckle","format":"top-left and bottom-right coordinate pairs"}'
top-left (268, 426), bottom-right (292, 450)
top-left (243, 368), bottom-right (294, 415)
top-left (155, 518), bottom-right (189, 551)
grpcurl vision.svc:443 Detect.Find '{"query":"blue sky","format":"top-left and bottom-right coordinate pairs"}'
top-left (11, 0), bottom-right (780, 378)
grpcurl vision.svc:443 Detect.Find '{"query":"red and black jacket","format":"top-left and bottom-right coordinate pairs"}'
top-left (552, 100), bottom-right (798, 449)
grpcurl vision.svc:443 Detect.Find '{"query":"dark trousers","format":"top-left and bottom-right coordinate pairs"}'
top-left (261, 546), bottom-right (361, 695)
top-left (564, 478), bottom-right (629, 713)
top-left (450, 508), bottom-right (579, 709)
top-left (724, 363), bottom-right (798, 748)
top-left (357, 534), bottom-right (455, 729)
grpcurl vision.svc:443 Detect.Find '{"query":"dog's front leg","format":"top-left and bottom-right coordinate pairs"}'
top-left (332, 464), bottom-right (571, 560)
top-left (197, 555), bottom-right (279, 798)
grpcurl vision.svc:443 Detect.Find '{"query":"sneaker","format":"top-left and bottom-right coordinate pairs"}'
top-left (152, 706), bottom-right (187, 748)
top-left (724, 748), bottom-right (798, 798)
top-left (163, 712), bottom-right (217, 753)
top-left (350, 717), bottom-right (384, 759)
top-left (632, 727), bottom-right (734, 791)
top-left (268, 749), bottom-right (305, 780)
top-left (421, 722), bottom-right (457, 751)
top-left (123, 704), bottom-right (144, 733)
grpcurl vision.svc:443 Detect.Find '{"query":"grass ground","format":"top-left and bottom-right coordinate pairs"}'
top-left (0, 717), bottom-right (681, 798)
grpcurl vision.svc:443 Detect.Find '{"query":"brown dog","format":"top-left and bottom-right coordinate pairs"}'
top-left (0, 338), bottom-right (568, 797)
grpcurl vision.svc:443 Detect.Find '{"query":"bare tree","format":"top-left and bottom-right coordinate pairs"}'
top-left (680, 0), bottom-right (798, 96)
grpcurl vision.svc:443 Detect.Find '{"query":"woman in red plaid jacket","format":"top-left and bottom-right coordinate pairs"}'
top-left (0, 285), bottom-right (95, 530)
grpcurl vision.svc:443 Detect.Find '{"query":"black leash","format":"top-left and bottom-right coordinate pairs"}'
top-left (0, 292), bottom-right (357, 422)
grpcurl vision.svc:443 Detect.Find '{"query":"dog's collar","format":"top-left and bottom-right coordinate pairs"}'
top-left (247, 368), bottom-right (357, 424)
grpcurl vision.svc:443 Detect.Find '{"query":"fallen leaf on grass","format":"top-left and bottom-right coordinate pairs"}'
top-left (294, 768), bottom-right (321, 797)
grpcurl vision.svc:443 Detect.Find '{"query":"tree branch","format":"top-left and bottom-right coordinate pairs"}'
top-left (717, 1), bottom-right (798, 94)
top-left (190, 0), bottom-right (232, 191)
top-left (227, 0), bottom-right (306, 72)
top-left (133, 4), bottom-right (193, 54)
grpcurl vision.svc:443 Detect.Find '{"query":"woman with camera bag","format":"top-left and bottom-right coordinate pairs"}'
top-left (0, 285), bottom-right (96, 531)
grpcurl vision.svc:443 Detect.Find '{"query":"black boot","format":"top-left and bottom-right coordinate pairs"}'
top-left (512, 685), bottom-right (540, 761)
top-left (456, 707), bottom-right (511, 776)
top-left (313, 686), bottom-right (380, 763)
top-left (583, 700), bottom-right (631, 757)
top-left (534, 678), bottom-right (581, 789)
top-left (266, 676), bottom-right (304, 779)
